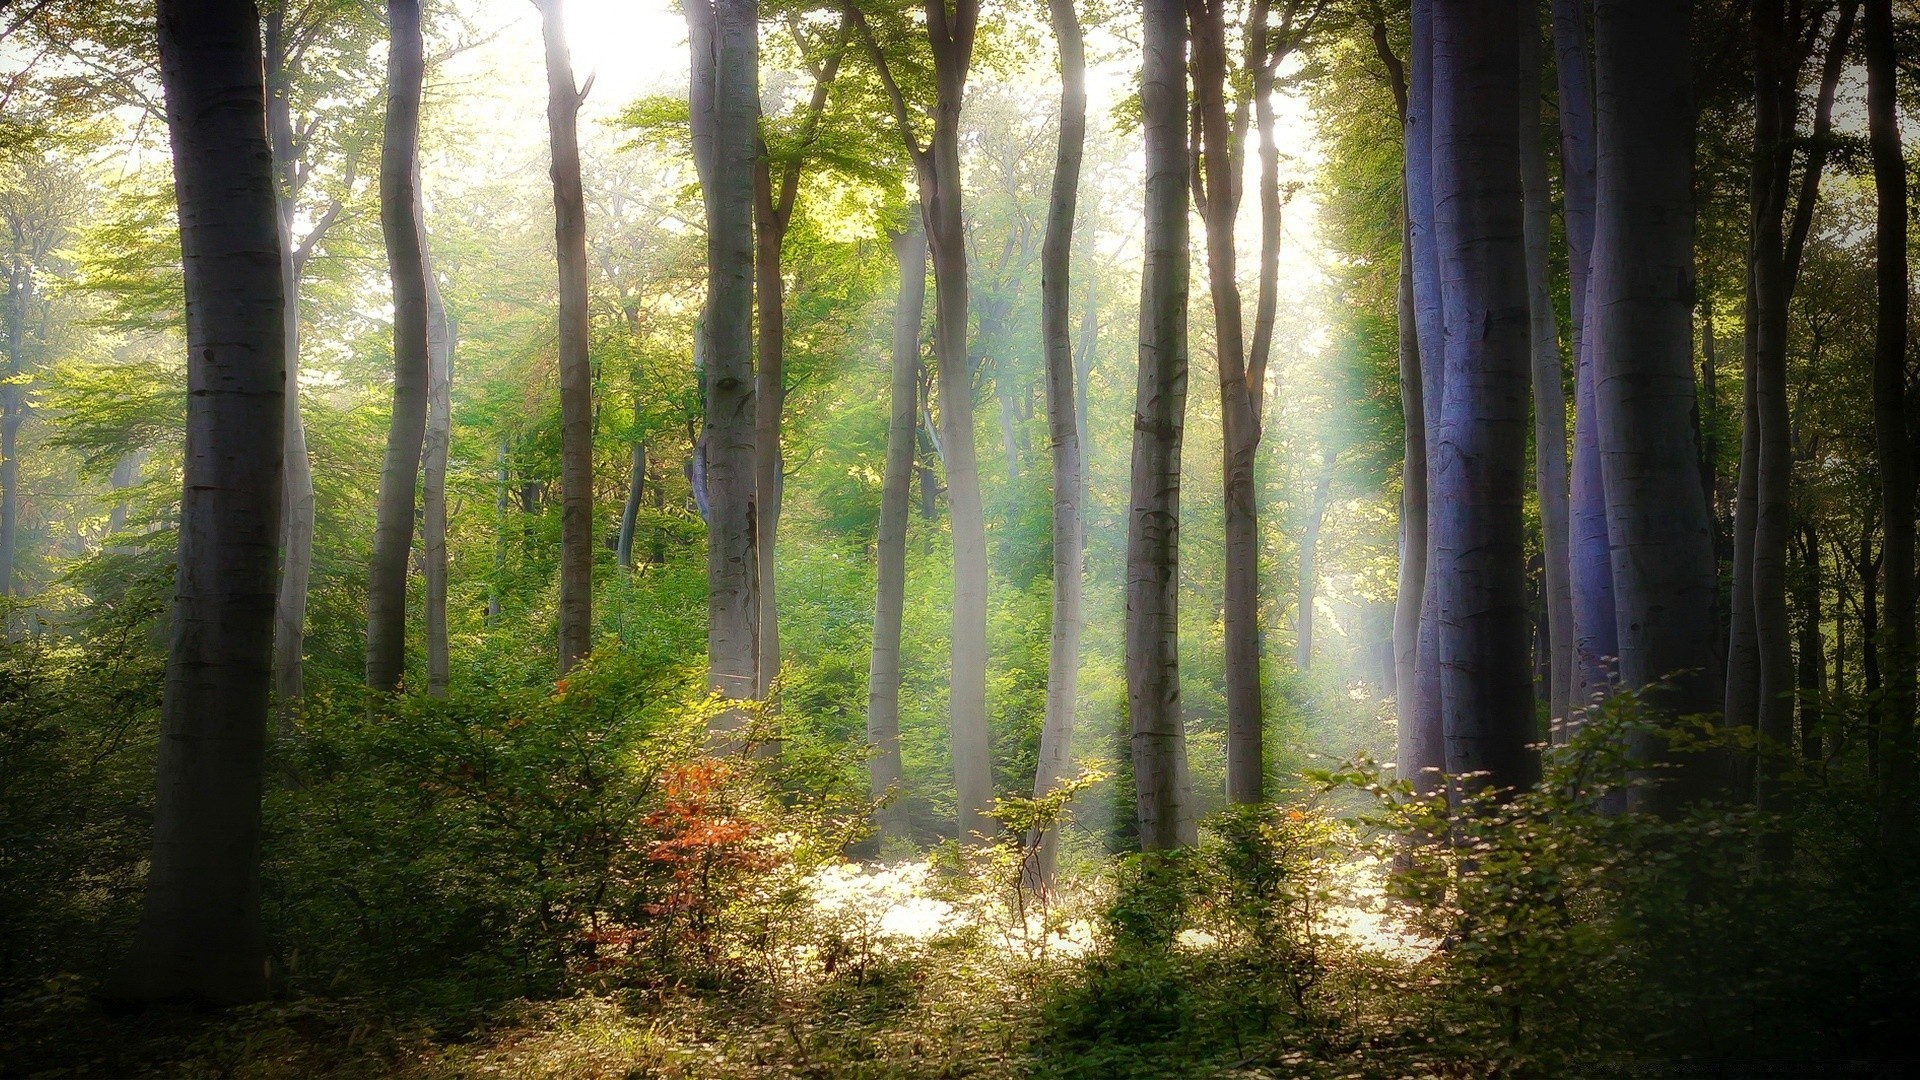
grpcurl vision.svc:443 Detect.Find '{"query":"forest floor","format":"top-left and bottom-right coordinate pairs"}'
top-left (5, 858), bottom-right (1456, 1079)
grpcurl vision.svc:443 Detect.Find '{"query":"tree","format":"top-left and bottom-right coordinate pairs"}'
top-left (114, 0), bottom-right (284, 1004)
top-left (1400, 0), bottom-right (1445, 796)
top-left (1130, 0), bottom-right (1196, 850)
top-left (363, 0), bottom-right (428, 693)
top-left (1864, 0), bottom-right (1913, 824)
top-left (1553, 0), bottom-right (1615, 725)
top-left (1027, 0), bottom-right (1085, 887)
top-left (536, 0), bottom-right (593, 675)
top-left (850, 0), bottom-right (994, 841)
top-left (1430, 0), bottom-right (1535, 797)
top-left (1591, 0), bottom-right (1720, 805)
top-left (867, 218), bottom-right (925, 844)
top-left (1516, 0), bottom-right (1570, 731)
top-left (422, 240), bottom-right (451, 696)
top-left (700, 0), bottom-right (760, 714)
top-left (754, 16), bottom-right (851, 697)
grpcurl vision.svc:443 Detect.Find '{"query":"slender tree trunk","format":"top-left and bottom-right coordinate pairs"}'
top-left (618, 438), bottom-right (645, 572)
top-left (1592, 0), bottom-right (1722, 807)
top-left (1129, 0), bottom-right (1196, 849)
top-left (1296, 450), bottom-right (1333, 672)
top-left (538, 0), bottom-right (594, 675)
top-left (422, 247), bottom-right (451, 697)
top-left (1026, 0), bottom-right (1086, 891)
top-left (1550, 0), bottom-right (1613, 726)
top-left (1865, 0), bottom-right (1914, 825)
top-left (1402, 0), bottom-right (1445, 796)
top-left (1430, 0), bottom-right (1536, 798)
top-left (868, 222), bottom-right (925, 845)
top-left (697, 0), bottom-right (759, 716)
top-left (1187, 0), bottom-right (1263, 804)
top-left (364, 0), bottom-right (429, 693)
top-left (115, 0), bottom-right (284, 1005)
top-left (1517, 3), bottom-right (1572, 736)
top-left (489, 436), bottom-right (507, 623)
top-left (1795, 525), bottom-right (1824, 761)
top-left (1, 254), bottom-right (25, 614)
top-left (1862, 525), bottom-right (1882, 778)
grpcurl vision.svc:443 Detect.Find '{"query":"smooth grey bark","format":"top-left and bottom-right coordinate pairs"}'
top-left (1430, 0), bottom-right (1536, 798)
top-left (703, 0), bottom-right (759, 716)
top-left (1, 232), bottom-right (28, 609)
top-left (755, 21), bottom-right (848, 696)
top-left (1592, 0), bottom-right (1722, 806)
top-left (1129, 0), bottom-right (1196, 849)
top-left (852, 0), bottom-right (993, 841)
top-left (1026, 0), bottom-right (1086, 892)
top-left (617, 438), bottom-right (645, 572)
top-left (1296, 449), bottom-right (1333, 672)
top-left (867, 221), bottom-right (925, 845)
top-left (1186, 0), bottom-right (1263, 804)
top-left (1401, 0), bottom-right (1445, 796)
top-left (1865, 0), bottom-right (1914, 827)
top-left (1517, 2), bottom-right (1572, 737)
top-left (422, 244), bottom-right (450, 697)
top-left (538, 0), bottom-right (593, 675)
top-left (115, 0), bottom-right (284, 1006)
top-left (1553, 0), bottom-right (1614, 724)
top-left (363, 0), bottom-right (429, 694)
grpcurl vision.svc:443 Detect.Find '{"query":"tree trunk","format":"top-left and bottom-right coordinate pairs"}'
top-left (1517, 2), bottom-right (1572, 737)
top-left (364, 0), bottom-right (429, 694)
top-left (1592, 0), bottom-right (1723, 807)
top-left (868, 221), bottom-right (925, 845)
top-left (1399, 0), bottom-right (1446, 796)
top-left (618, 437), bottom-right (645, 572)
top-left (853, 0), bottom-right (991, 839)
top-left (1026, 0), bottom-right (1086, 891)
top-left (422, 246), bottom-right (451, 697)
top-left (1430, 0), bottom-right (1536, 798)
top-left (1865, 0), bottom-right (1914, 826)
top-left (1, 248), bottom-right (25, 613)
top-left (697, 0), bottom-right (759, 716)
top-left (1862, 525), bottom-right (1882, 778)
top-left (115, 0), bottom-right (284, 1005)
top-left (1187, 0), bottom-right (1263, 804)
top-left (1296, 450), bottom-right (1333, 672)
top-left (489, 436), bottom-right (507, 623)
top-left (1794, 525), bottom-right (1824, 761)
top-left (538, 0), bottom-right (594, 675)
top-left (1129, 0), bottom-right (1196, 849)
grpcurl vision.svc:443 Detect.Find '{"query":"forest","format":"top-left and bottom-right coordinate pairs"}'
top-left (2, 0), bottom-right (1919, 1074)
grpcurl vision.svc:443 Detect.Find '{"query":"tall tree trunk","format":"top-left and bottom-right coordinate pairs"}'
top-left (422, 247), bottom-right (451, 697)
top-left (618, 438), bottom-right (645, 572)
top-left (853, 0), bottom-right (991, 839)
top-left (1129, 0), bottom-right (1196, 849)
top-left (1795, 525), bottom-right (1824, 761)
top-left (489, 436), bottom-right (507, 623)
top-left (539, 0), bottom-right (593, 675)
top-left (364, 0), bottom-right (429, 693)
top-left (1552, 0), bottom-right (1614, 723)
top-left (115, 0), bottom-right (284, 1005)
top-left (1027, 0), bottom-right (1086, 891)
top-left (1865, 0), bottom-right (1914, 826)
top-left (1187, 0), bottom-right (1263, 804)
top-left (1402, 0), bottom-right (1445, 796)
top-left (1430, 0), bottom-right (1536, 798)
top-left (697, 0), bottom-right (759, 716)
top-left (263, 9), bottom-right (322, 717)
top-left (1862, 525), bottom-right (1882, 778)
top-left (1592, 0), bottom-right (1722, 807)
top-left (868, 221), bottom-right (925, 845)
top-left (1, 251), bottom-right (25, 613)
top-left (1517, 2), bottom-right (1572, 736)
top-left (1296, 450), bottom-right (1333, 672)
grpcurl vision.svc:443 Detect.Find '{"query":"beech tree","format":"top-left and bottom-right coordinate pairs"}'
top-left (536, 0), bottom-right (594, 675)
top-left (115, 0), bottom-right (285, 1004)
top-left (866, 219), bottom-right (926, 844)
top-left (363, 0), bottom-right (429, 693)
top-left (849, 0), bottom-right (994, 841)
top-left (1130, 0), bottom-right (1197, 849)
top-left (1430, 0), bottom-right (1534, 797)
